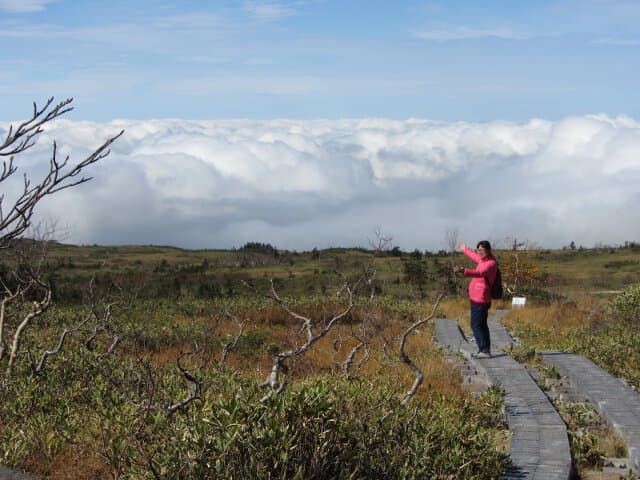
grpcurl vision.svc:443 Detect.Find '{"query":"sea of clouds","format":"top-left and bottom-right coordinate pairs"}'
top-left (2, 115), bottom-right (639, 251)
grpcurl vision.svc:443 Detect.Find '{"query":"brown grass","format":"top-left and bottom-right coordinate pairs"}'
top-left (501, 296), bottom-right (606, 333)
top-left (141, 298), bottom-right (469, 401)
top-left (597, 428), bottom-right (627, 459)
top-left (437, 297), bottom-right (469, 319)
top-left (148, 344), bottom-right (190, 365)
top-left (27, 442), bottom-right (110, 480)
top-left (434, 297), bottom-right (512, 334)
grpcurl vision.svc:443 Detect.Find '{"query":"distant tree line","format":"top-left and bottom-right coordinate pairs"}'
top-left (239, 242), bottom-right (279, 256)
top-left (563, 240), bottom-right (640, 251)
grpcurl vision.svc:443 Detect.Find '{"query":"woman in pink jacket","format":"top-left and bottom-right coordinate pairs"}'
top-left (454, 240), bottom-right (498, 359)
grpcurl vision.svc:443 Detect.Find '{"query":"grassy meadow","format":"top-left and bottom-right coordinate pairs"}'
top-left (1, 241), bottom-right (639, 479)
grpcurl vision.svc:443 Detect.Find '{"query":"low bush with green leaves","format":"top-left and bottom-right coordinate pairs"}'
top-left (0, 349), bottom-right (509, 479)
top-left (553, 400), bottom-right (626, 472)
top-left (509, 321), bottom-right (640, 391)
top-left (507, 287), bottom-right (640, 390)
top-left (605, 283), bottom-right (640, 326)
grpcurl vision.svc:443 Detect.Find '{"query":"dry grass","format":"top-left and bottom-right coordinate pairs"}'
top-left (231, 318), bottom-right (464, 398)
top-left (438, 297), bottom-right (469, 319)
top-left (148, 344), bottom-right (190, 365)
top-left (501, 296), bottom-right (606, 333)
top-left (597, 429), bottom-right (627, 460)
top-left (21, 430), bottom-right (111, 480)
top-left (140, 298), bottom-right (469, 402)
top-left (46, 444), bottom-right (110, 480)
top-left (436, 297), bottom-right (512, 335)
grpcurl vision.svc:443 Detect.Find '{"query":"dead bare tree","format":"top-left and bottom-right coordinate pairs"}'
top-left (332, 324), bottom-right (371, 378)
top-left (501, 237), bottom-right (543, 295)
top-left (0, 98), bottom-right (123, 377)
top-left (218, 310), bottom-right (249, 371)
top-left (18, 272), bottom-right (133, 378)
top-left (444, 227), bottom-right (460, 255)
top-left (95, 344), bottom-right (205, 479)
top-left (0, 97), bottom-right (123, 249)
top-left (327, 230), bottom-right (393, 368)
top-left (0, 235), bottom-right (52, 376)
top-left (166, 347), bottom-right (203, 415)
top-left (397, 293), bottom-right (444, 405)
top-left (379, 293), bottom-right (445, 423)
top-left (368, 226), bottom-right (392, 256)
top-left (444, 227), bottom-right (462, 296)
top-left (243, 273), bottom-right (367, 401)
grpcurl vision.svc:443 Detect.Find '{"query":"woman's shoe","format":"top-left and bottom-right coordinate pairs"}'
top-left (472, 351), bottom-right (491, 359)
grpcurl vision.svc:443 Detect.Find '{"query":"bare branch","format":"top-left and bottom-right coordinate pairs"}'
top-left (397, 293), bottom-right (444, 406)
top-left (0, 98), bottom-right (123, 248)
top-left (379, 333), bottom-right (401, 365)
top-left (368, 226), bottom-right (392, 255)
top-left (166, 347), bottom-right (202, 415)
top-left (243, 279), bottom-right (312, 326)
top-left (219, 311), bottom-right (248, 371)
top-left (331, 318), bottom-right (372, 377)
top-left (243, 272), bottom-right (370, 401)
top-left (0, 97), bottom-right (72, 157)
top-left (444, 227), bottom-right (460, 255)
top-left (5, 281), bottom-right (52, 375)
top-left (29, 310), bottom-right (92, 373)
top-left (337, 340), bottom-right (368, 377)
top-left (405, 407), bottom-right (419, 428)
top-left (0, 287), bottom-right (21, 360)
top-left (380, 293), bottom-right (444, 423)
top-left (368, 269), bottom-right (377, 300)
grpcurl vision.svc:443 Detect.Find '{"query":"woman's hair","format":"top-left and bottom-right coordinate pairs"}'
top-left (476, 240), bottom-right (492, 253)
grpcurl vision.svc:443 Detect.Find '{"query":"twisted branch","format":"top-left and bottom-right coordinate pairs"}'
top-left (243, 272), bottom-right (368, 401)
top-left (397, 293), bottom-right (444, 406)
top-left (166, 347), bottom-right (203, 415)
top-left (0, 97), bottom-right (123, 248)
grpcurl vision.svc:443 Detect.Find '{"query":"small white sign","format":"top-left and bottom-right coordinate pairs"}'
top-left (512, 297), bottom-right (526, 308)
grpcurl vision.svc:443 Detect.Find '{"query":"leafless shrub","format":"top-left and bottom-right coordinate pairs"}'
top-left (0, 232), bottom-right (52, 376)
top-left (0, 97), bottom-right (123, 248)
top-left (243, 272), bottom-right (369, 401)
top-left (397, 292), bottom-right (445, 405)
top-left (0, 98), bottom-right (122, 379)
top-left (219, 310), bottom-right (249, 371)
top-left (166, 346), bottom-right (203, 415)
top-left (444, 227), bottom-right (462, 296)
top-left (333, 324), bottom-right (370, 378)
top-left (379, 292), bottom-right (445, 422)
top-left (368, 226), bottom-right (393, 256)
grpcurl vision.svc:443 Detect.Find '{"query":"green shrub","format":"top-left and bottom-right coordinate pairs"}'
top-left (220, 327), bottom-right (279, 357)
top-left (511, 321), bottom-right (640, 390)
top-left (0, 355), bottom-right (509, 479)
top-left (606, 283), bottom-right (640, 326)
top-left (101, 374), bottom-right (509, 479)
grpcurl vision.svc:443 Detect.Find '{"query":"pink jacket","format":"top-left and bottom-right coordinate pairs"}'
top-left (462, 247), bottom-right (497, 304)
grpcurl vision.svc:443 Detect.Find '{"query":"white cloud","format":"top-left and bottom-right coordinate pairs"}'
top-left (592, 37), bottom-right (640, 46)
top-left (1, 115), bottom-right (639, 250)
top-left (151, 13), bottom-right (226, 30)
top-left (155, 75), bottom-right (438, 99)
top-left (243, 1), bottom-right (298, 21)
top-left (157, 76), bottom-right (321, 96)
top-left (0, 0), bottom-right (57, 13)
top-left (413, 26), bottom-right (523, 41)
top-left (177, 55), bottom-right (230, 64)
top-left (0, 12), bottom-right (233, 52)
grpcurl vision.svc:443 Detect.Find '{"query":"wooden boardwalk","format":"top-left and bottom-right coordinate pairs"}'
top-left (541, 351), bottom-right (640, 474)
top-left (436, 313), bottom-right (572, 480)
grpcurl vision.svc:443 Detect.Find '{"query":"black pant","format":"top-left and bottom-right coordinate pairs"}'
top-left (470, 302), bottom-right (491, 353)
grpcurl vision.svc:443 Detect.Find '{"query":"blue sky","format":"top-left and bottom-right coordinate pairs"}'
top-left (2, 0), bottom-right (640, 121)
top-left (1, 1), bottom-right (639, 251)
